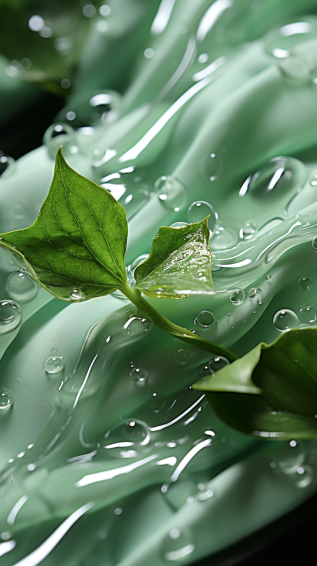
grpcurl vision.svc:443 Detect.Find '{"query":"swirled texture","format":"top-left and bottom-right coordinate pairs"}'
top-left (1, 1), bottom-right (317, 565)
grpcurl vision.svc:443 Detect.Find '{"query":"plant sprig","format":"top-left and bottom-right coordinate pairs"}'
top-left (2, 148), bottom-right (317, 440)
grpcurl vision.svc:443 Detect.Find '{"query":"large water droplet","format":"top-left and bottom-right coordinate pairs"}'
top-left (45, 356), bottom-right (65, 375)
top-left (124, 314), bottom-right (153, 336)
top-left (279, 53), bottom-right (315, 84)
top-left (298, 277), bottom-right (313, 291)
top-left (187, 201), bottom-right (217, 232)
top-left (239, 157), bottom-right (307, 202)
top-left (248, 287), bottom-right (263, 305)
top-left (210, 226), bottom-right (237, 250)
top-left (209, 355), bottom-right (229, 373)
top-left (130, 367), bottom-right (148, 387)
top-left (122, 420), bottom-right (150, 444)
top-left (300, 305), bottom-right (317, 324)
top-left (0, 388), bottom-right (13, 416)
top-left (0, 300), bottom-right (22, 334)
top-left (6, 271), bottom-right (37, 302)
top-left (155, 177), bottom-right (187, 211)
top-left (150, 392), bottom-right (166, 413)
top-left (194, 310), bottom-right (215, 327)
top-left (201, 152), bottom-right (223, 181)
top-left (273, 309), bottom-right (299, 331)
top-left (0, 152), bottom-right (16, 180)
top-left (175, 349), bottom-right (190, 365)
top-left (162, 528), bottom-right (195, 561)
top-left (43, 123), bottom-right (78, 160)
top-left (230, 289), bottom-right (246, 305)
top-left (71, 289), bottom-right (85, 301)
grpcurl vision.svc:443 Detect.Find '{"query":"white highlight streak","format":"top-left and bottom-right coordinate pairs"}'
top-left (0, 540), bottom-right (16, 557)
top-left (151, 0), bottom-right (176, 35)
top-left (73, 354), bottom-right (98, 409)
top-left (150, 395), bottom-right (205, 431)
top-left (76, 454), bottom-right (158, 487)
top-left (192, 56), bottom-right (226, 82)
top-left (196, 0), bottom-right (232, 41)
top-left (171, 439), bottom-right (211, 481)
top-left (7, 495), bottom-right (28, 525)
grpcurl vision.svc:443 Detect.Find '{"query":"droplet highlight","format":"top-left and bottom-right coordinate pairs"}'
top-left (6, 272), bottom-right (37, 302)
top-left (45, 356), bottom-right (65, 375)
top-left (273, 309), bottom-right (299, 331)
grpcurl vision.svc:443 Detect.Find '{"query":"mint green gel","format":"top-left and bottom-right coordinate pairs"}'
top-left (1, 1), bottom-right (317, 565)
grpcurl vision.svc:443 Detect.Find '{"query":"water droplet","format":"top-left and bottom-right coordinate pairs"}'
top-left (122, 420), bottom-right (150, 444)
top-left (114, 507), bottom-right (122, 515)
top-left (28, 15), bottom-right (44, 32)
top-left (239, 157), bottom-right (307, 202)
top-left (201, 152), bottom-right (223, 181)
top-left (43, 123), bottom-right (77, 160)
top-left (130, 367), bottom-right (148, 386)
top-left (277, 440), bottom-right (306, 474)
top-left (293, 465), bottom-right (313, 488)
top-left (279, 53), bottom-right (315, 84)
top-left (83, 4), bottom-right (96, 18)
top-left (6, 271), bottom-right (37, 302)
top-left (99, 5), bottom-right (111, 17)
top-left (0, 388), bottom-right (13, 416)
top-left (240, 221), bottom-right (256, 239)
top-left (170, 222), bottom-right (188, 228)
top-left (194, 310), bottom-right (215, 327)
top-left (144, 48), bottom-right (155, 59)
top-left (198, 53), bottom-right (208, 64)
top-left (265, 274), bottom-right (272, 280)
top-left (175, 349), bottom-right (190, 365)
top-left (125, 314), bottom-right (153, 336)
top-left (230, 289), bottom-right (246, 305)
top-left (155, 177), bottom-right (187, 211)
top-left (71, 289), bottom-right (85, 301)
top-left (162, 528), bottom-right (195, 561)
top-left (298, 277), bottom-right (313, 291)
top-left (312, 237), bottom-right (317, 250)
top-left (0, 152), bottom-right (15, 180)
top-left (209, 356), bottom-right (229, 373)
top-left (0, 300), bottom-right (22, 334)
top-left (197, 488), bottom-right (214, 501)
top-left (151, 392), bottom-right (166, 413)
top-left (199, 364), bottom-right (212, 378)
top-left (45, 356), bottom-right (65, 375)
top-left (273, 309), bottom-right (299, 331)
top-left (1, 532), bottom-right (11, 541)
top-left (187, 201), bottom-right (217, 232)
top-left (59, 90), bottom-right (122, 128)
top-left (121, 189), bottom-right (150, 220)
top-left (210, 226), bottom-right (237, 250)
top-left (300, 305), bottom-right (317, 324)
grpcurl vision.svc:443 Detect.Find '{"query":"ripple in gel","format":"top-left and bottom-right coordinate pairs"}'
top-left (45, 356), bottom-right (65, 375)
top-left (195, 310), bottom-right (215, 327)
top-left (6, 271), bottom-right (37, 302)
top-left (298, 277), bottom-right (313, 291)
top-left (0, 388), bottom-right (13, 416)
top-left (230, 289), bottom-right (246, 305)
top-left (187, 201), bottom-right (217, 232)
top-left (43, 123), bottom-right (77, 159)
top-left (300, 305), bottom-right (317, 324)
top-left (130, 367), bottom-right (148, 386)
top-left (239, 157), bottom-right (307, 201)
top-left (155, 177), bottom-right (187, 211)
top-left (0, 300), bottom-right (22, 334)
top-left (162, 528), bottom-right (195, 561)
top-left (273, 309), bottom-right (299, 331)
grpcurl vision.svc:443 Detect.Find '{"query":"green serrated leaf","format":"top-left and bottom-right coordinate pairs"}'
top-left (134, 218), bottom-right (214, 299)
top-left (193, 328), bottom-right (317, 439)
top-left (0, 148), bottom-right (128, 301)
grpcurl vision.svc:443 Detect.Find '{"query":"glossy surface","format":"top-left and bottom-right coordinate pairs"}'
top-left (1, 1), bottom-right (317, 565)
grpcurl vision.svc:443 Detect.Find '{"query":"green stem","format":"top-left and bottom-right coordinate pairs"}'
top-left (121, 283), bottom-right (238, 362)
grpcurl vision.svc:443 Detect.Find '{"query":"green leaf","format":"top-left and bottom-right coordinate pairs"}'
top-left (134, 219), bottom-right (214, 299)
top-left (0, 148), bottom-right (128, 301)
top-left (193, 328), bottom-right (317, 439)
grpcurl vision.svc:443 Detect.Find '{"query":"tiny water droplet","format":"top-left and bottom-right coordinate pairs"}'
top-left (162, 528), bottom-right (195, 561)
top-left (265, 274), bottom-right (272, 280)
top-left (0, 300), bottom-right (22, 334)
top-left (300, 305), bottom-right (317, 324)
top-left (230, 289), bottom-right (246, 305)
top-left (201, 152), bottom-right (223, 181)
top-left (194, 310), bottom-right (215, 327)
top-left (293, 465), bottom-right (313, 488)
top-left (130, 367), bottom-right (148, 386)
top-left (298, 277), bottom-right (313, 291)
top-left (170, 222), bottom-right (188, 228)
top-left (175, 349), bottom-right (190, 365)
top-left (273, 309), bottom-right (299, 331)
top-left (45, 356), bottom-right (65, 375)
top-left (0, 388), bottom-right (13, 416)
top-left (197, 488), bottom-right (214, 501)
top-left (187, 201), bottom-right (217, 232)
top-left (43, 123), bottom-right (77, 160)
top-left (240, 221), bottom-right (256, 239)
top-left (0, 152), bottom-right (15, 180)
top-left (6, 271), bottom-right (37, 302)
top-left (155, 176), bottom-right (187, 212)
top-left (71, 289), bottom-right (85, 301)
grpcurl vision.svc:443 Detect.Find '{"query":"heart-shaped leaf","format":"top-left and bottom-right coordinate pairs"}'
top-left (134, 219), bottom-right (214, 298)
top-left (0, 148), bottom-right (128, 301)
top-left (193, 328), bottom-right (317, 439)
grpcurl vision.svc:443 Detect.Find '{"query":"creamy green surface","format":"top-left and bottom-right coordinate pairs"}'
top-left (1, 0), bottom-right (317, 564)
